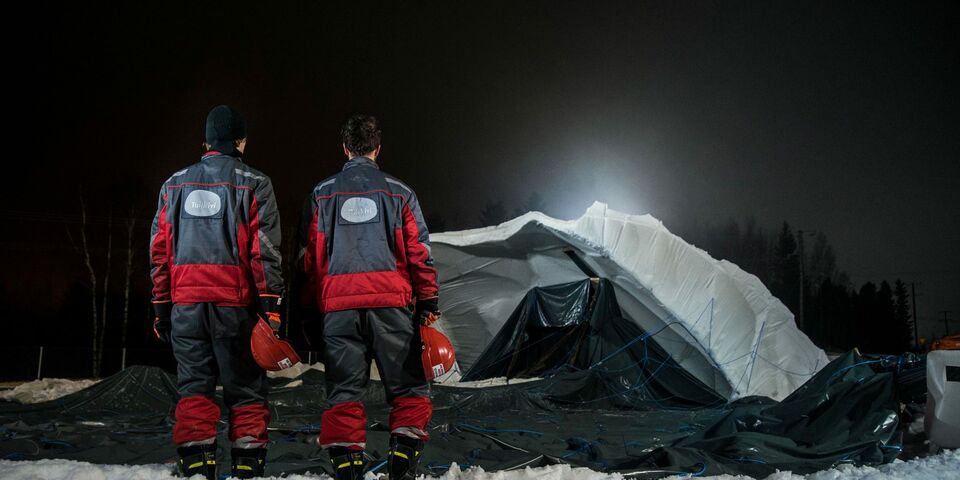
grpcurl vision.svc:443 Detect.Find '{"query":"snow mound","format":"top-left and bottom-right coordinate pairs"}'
top-left (0, 459), bottom-right (180, 480)
top-left (665, 450), bottom-right (960, 480)
top-left (0, 378), bottom-right (98, 404)
top-left (1, 451), bottom-right (957, 480)
top-left (433, 463), bottom-right (622, 480)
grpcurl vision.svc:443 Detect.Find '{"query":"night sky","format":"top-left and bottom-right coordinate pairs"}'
top-left (7, 2), bottom-right (959, 341)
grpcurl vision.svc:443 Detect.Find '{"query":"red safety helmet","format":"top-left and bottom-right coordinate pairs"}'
top-left (421, 325), bottom-right (456, 381)
top-left (251, 318), bottom-right (302, 371)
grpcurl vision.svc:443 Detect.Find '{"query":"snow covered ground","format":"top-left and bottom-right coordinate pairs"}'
top-left (0, 378), bottom-right (98, 404)
top-left (664, 449), bottom-right (960, 480)
top-left (0, 450), bottom-right (957, 480)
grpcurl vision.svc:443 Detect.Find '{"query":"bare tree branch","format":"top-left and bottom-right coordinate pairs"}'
top-left (96, 211), bottom-right (114, 377)
top-left (122, 207), bottom-right (136, 349)
top-left (78, 190), bottom-right (99, 377)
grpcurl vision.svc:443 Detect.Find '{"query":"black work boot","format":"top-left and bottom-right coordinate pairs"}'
top-left (387, 435), bottom-right (423, 480)
top-left (177, 443), bottom-right (217, 479)
top-left (231, 447), bottom-right (267, 478)
top-left (329, 446), bottom-right (366, 480)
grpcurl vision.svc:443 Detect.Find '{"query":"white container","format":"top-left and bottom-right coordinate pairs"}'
top-left (926, 350), bottom-right (960, 448)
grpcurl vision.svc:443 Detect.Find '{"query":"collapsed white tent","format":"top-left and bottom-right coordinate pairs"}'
top-left (430, 202), bottom-right (829, 401)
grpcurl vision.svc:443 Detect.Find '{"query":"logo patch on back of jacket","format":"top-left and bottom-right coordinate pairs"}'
top-left (338, 195), bottom-right (380, 225)
top-left (182, 188), bottom-right (225, 219)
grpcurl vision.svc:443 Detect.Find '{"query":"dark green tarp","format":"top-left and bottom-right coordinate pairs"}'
top-left (462, 280), bottom-right (725, 409)
top-left (0, 354), bottom-right (904, 477)
top-left (0, 280), bottom-right (913, 477)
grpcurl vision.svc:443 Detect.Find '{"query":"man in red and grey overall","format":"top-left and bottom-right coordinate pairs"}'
top-left (298, 114), bottom-right (439, 480)
top-left (150, 105), bottom-right (284, 479)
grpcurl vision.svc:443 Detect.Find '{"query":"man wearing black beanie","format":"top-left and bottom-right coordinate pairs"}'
top-left (204, 105), bottom-right (248, 156)
top-left (149, 105), bottom-right (284, 479)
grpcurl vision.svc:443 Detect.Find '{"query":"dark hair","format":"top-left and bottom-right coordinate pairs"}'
top-left (341, 114), bottom-right (381, 157)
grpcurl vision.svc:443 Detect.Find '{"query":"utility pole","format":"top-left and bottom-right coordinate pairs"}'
top-left (941, 310), bottom-right (953, 337)
top-left (911, 282), bottom-right (919, 350)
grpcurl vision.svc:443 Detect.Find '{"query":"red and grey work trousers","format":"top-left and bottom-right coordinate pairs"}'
top-left (170, 303), bottom-right (270, 448)
top-left (319, 307), bottom-right (432, 449)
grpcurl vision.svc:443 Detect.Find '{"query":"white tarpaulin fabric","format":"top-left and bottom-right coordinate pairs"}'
top-left (431, 202), bottom-right (828, 400)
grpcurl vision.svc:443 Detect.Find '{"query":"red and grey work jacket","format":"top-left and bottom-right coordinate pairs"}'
top-left (298, 157), bottom-right (438, 312)
top-left (150, 152), bottom-right (284, 307)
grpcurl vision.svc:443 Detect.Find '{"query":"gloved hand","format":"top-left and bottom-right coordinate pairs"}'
top-left (260, 295), bottom-right (283, 334)
top-left (153, 302), bottom-right (172, 344)
top-left (415, 297), bottom-right (441, 326)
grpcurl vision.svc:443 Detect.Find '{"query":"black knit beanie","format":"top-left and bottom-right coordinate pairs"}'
top-left (205, 105), bottom-right (247, 155)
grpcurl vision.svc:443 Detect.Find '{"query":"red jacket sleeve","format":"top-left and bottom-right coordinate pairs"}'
top-left (149, 186), bottom-right (171, 304)
top-left (401, 191), bottom-right (439, 301)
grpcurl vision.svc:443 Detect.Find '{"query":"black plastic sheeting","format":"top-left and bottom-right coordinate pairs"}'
top-left (0, 351), bottom-right (908, 478)
top-left (462, 280), bottom-right (725, 409)
top-left (0, 279), bottom-right (918, 477)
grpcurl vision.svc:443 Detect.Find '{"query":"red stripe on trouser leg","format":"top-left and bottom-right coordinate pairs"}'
top-left (320, 401), bottom-right (367, 447)
top-left (389, 396), bottom-right (432, 440)
top-left (230, 403), bottom-right (271, 446)
top-left (173, 395), bottom-right (221, 445)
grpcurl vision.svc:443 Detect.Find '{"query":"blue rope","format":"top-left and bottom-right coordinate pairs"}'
top-left (426, 463), bottom-right (452, 472)
top-left (828, 359), bottom-right (887, 381)
top-left (589, 321), bottom-right (680, 369)
top-left (40, 438), bottom-right (75, 449)
top-left (755, 353), bottom-right (821, 376)
top-left (368, 460), bottom-right (387, 473)
top-left (561, 437), bottom-right (598, 459)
